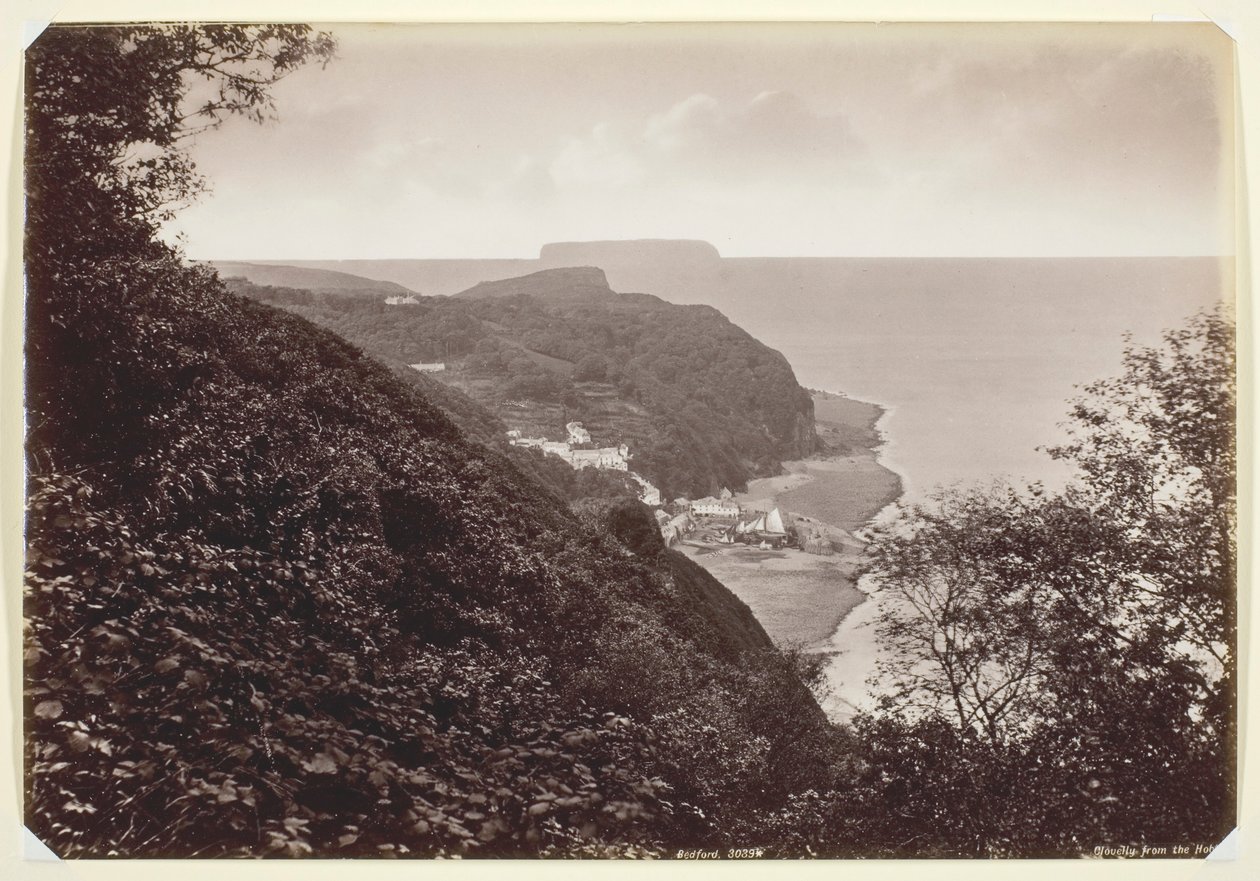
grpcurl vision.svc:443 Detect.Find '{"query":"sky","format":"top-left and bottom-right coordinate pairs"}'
top-left (163, 22), bottom-right (1236, 259)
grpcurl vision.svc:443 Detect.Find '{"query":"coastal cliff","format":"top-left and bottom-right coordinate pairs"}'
top-left (228, 266), bottom-right (819, 498)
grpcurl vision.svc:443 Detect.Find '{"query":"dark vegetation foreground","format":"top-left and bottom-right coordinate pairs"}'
top-left (23, 24), bottom-right (1236, 859)
top-left (23, 24), bottom-right (847, 858)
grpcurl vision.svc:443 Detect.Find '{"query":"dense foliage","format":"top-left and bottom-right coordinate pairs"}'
top-left (25, 262), bottom-right (844, 856)
top-left (24, 24), bottom-right (842, 858)
top-left (848, 308), bottom-right (1236, 855)
top-left (231, 268), bottom-right (819, 499)
top-left (25, 24), bottom-right (335, 265)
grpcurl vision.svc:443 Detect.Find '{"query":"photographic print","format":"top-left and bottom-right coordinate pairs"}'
top-left (21, 18), bottom-right (1236, 859)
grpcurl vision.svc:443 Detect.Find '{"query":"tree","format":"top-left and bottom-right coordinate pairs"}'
top-left (572, 354), bottom-right (607, 382)
top-left (25, 24), bottom-right (336, 262)
top-left (1046, 307), bottom-right (1235, 703)
top-left (859, 306), bottom-right (1236, 853)
top-left (25, 24), bottom-right (337, 473)
top-left (1042, 306), bottom-right (1236, 844)
top-left (862, 486), bottom-right (1060, 746)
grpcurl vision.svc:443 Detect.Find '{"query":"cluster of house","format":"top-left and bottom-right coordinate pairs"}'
top-left (506, 423), bottom-right (662, 506)
top-left (409, 362), bottom-right (446, 373)
top-left (689, 495), bottom-right (742, 518)
top-left (508, 428), bottom-right (631, 471)
top-left (655, 510), bottom-right (695, 547)
top-left (629, 473), bottom-right (663, 507)
top-left (386, 295), bottom-right (420, 305)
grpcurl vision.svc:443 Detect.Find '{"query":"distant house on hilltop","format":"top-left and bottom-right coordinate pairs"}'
top-left (385, 295), bottom-right (420, 305)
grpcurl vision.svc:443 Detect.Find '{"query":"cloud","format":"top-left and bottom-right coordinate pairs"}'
top-left (550, 122), bottom-right (647, 189)
top-left (174, 26), bottom-right (1231, 259)
top-left (646, 90), bottom-right (864, 172)
top-left (543, 91), bottom-right (866, 192)
top-left (642, 93), bottom-right (723, 153)
top-left (488, 154), bottom-right (556, 201)
top-left (891, 42), bottom-right (1227, 203)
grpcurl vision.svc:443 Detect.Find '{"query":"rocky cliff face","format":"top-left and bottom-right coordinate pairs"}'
top-left (786, 403), bottom-right (821, 460)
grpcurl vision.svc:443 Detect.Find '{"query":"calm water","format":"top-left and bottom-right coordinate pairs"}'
top-left (604, 256), bottom-right (1232, 500)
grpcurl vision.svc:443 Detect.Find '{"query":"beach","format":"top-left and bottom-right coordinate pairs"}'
top-left (678, 391), bottom-right (902, 703)
top-left (738, 391), bottom-right (901, 533)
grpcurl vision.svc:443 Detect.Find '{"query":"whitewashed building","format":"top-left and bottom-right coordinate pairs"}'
top-left (568, 446), bottom-right (628, 471)
top-left (507, 431), bottom-right (635, 477)
top-left (691, 497), bottom-right (742, 518)
top-left (631, 474), bottom-right (662, 506)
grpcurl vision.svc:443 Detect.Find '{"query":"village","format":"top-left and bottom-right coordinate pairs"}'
top-left (657, 493), bottom-right (812, 552)
top-left (507, 422), bottom-right (663, 506)
top-left (506, 422), bottom-right (842, 557)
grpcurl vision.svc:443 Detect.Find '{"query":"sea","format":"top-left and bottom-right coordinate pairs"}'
top-left (602, 255), bottom-right (1233, 501)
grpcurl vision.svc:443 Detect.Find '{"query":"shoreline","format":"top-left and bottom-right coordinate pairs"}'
top-left (679, 390), bottom-right (904, 674)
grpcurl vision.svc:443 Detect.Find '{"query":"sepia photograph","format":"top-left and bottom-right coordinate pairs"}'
top-left (14, 8), bottom-right (1243, 864)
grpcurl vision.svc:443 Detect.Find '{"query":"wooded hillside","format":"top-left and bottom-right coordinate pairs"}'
top-left (229, 266), bottom-right (819, 499)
